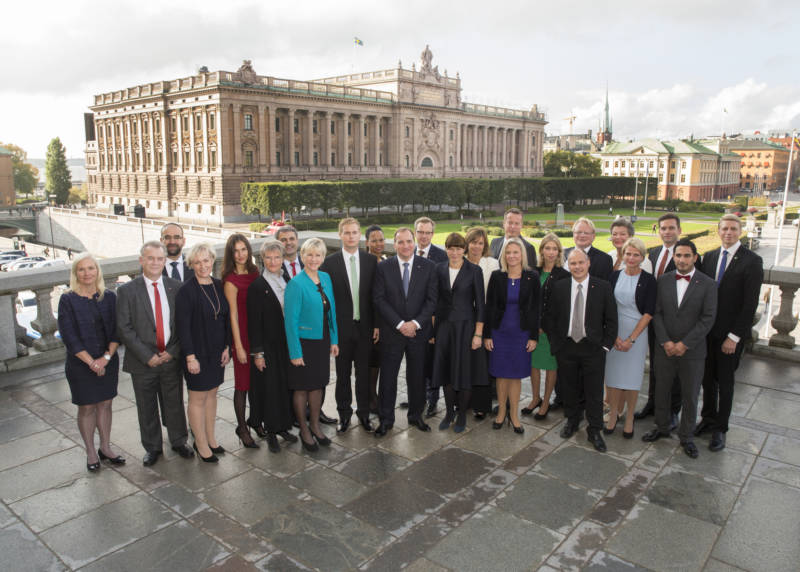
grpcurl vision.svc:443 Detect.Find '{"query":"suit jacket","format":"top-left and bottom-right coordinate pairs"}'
top-left (116, 276), bottom-right (182, 374)
top-left (281, 257), bottom-right (304, 282)
top-left (284, 270), bottom-right (338, 360)
top-left (490, 236), bottom-right (538, 268)
top-left (543, 276), bottom-right (618, 354)
top-left (700, 244), bottom-right (763, 341)
top-left (609, 269), bottom-right (657, 317)
top-left (648, 244), bottom-right (704, 277)
top-left (320, 249), bottom-right (377, 340)
top-left (161, 259), bottom-right (194, 282)
top-left (58, 290), bottom-right (120, 358)
top-left (563, 246), bottom-right (613, 281)
top-left (433, 259), bottom-right (486, 327)
top-left (652, 270), bottom-right (717, 359)
top-left (373, 255), bottom-right (438, 340)
top-left (484, 269), bottom-right (541, 340)
top-left (420, 244), bottom-right (448, 263)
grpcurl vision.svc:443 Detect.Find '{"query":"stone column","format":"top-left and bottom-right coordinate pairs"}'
top-left (370, 117), bottom-right (379, 167)
top-left (304, 110), bottom-right (313, 167)
top-left (202, 109), bottom-right (210, 173)
top-left (159, 112), bottom-right (168, 173)
top-left (384, 117), bottom-right (393, 167)
top-left (257, 105), bottom-right (267, 169)
top-left (498, 128), bottom-right (505, 168)
top-left (339, 114), bottom-right (348, 167)
top-left (147, 114), bottom-right (156, 173)
top-left (102, 121), bottom-right (110, 172)
top-left (454, 123), bottom-right (461, 170)
top-left (176, 115), bottom-right (184, 172)
top-left (470, 125), bottom-right (477, 168)
top-left (267, 105), bottom-right (276, 169)
top-left (355, 115), bottom-right (365, 167)
top-left (232, 105), bottom-right (242, 172)
top-left (320, 111), bottom-right (330, 167)
top-left (510, 129), bottom-right (517, 169)
top-left (481, 126), bottom-right (488, 169)
top-left (286, 108), bottom-right (295, 168)
top-left (188, 109), bottom-right (197, 172)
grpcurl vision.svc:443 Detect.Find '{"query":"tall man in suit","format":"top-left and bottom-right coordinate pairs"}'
top-left (696, 214), bottom-right (763, 452)
top-left (563, 218), bottom-right (613, 281)
top-left (320, 218), bottom-right (378, 433)
top-left (117, 241), bottom-right (194, 466)
top-left (373, 227), bottom-right (439, 436)
top-left (160, 223), bottom-right (194, 282)
top-left (490, 207), bottom-right (538, 267)
top-left (544, 249), bottom-right (618, 453)
top-left (642, 239), bottom-right (717, 458)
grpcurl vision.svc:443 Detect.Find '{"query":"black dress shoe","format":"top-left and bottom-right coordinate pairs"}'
top-left (358, 416), bottom-right (374, 432)
top-left (641, 428), bottom-right (670, 442)
top-left (171, 444), bottom-right (195, 459)
top-left (277, 430), bottom-right (299, 443)
top-left (669, 413), bottom-right (679, 432)
top-left (319, 412), bottom-right (338, 425)
top-left (337, 418), bottom-right (351, 433)
top-left (694, 418), bottom-right (713, 437)
top-left (410, 418), bottom-right (431, 432)
top-left (266, 433), bottom-right (281, 453)
top-left (560, 422), bottom-right (579, 439)
top-left (473, 412), bottom-right (486, 420)
top-left (549, 400), bottom-right (563, 412)
top-left (682, 441), bottom-right (699, 458)
top-left (709, 431), bottom-right (726, 452)
top-left (634, 403), bottom-right (655, 420)
top-left (374, 422), bottom-right (392, 437)
top-left (142, 451), bottom-right (162, 466)
top-left (587, 430), bottom-right (607, 453)
top-left (399, 402), bottom-right (409, 409)
top-left (99, 450), bottom-right (126, 465)
top-left (425, 402), bottom-right (438, 418)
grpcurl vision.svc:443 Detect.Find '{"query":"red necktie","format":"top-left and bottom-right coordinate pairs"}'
top-left (656, 248), bottom-right (670, 278)
top-left (676, 274), bottom-right (690, 281)
top-left (152, 282), bottom-right (166, 352)
top-left (290, 262), bottom-right (297, 277)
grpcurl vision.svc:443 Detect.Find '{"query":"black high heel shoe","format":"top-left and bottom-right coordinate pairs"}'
top-left (521, 398), bottom-right (542, 416)
top-left (603, 416), bottom-right (619, 435)
top-left (98, 450), bottom-right (126, 465)
top-left (300, 436), bottom-right (319, 452)
top-left (492, 414), bottom-right (508, 430)
top-left (87, 459), bottom-right (100, 472)
top-left (312, 432), bottom-right (331, 447)
top-left (209, 444), bottom-right (226, 455)
top-left (236, 427), bottom-right (259, 449)
top-left (250, 424), bottom-right (268, 439)
top-left (193, 442), bottom-right (219, 463)
top-left (510, 417), bottom-right (524, 434)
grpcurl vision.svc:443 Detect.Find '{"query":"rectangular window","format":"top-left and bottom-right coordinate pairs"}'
top-left (210, 150), bottom-right (217, 169)
top-left (681, 161), bottom-right (686, 169)
top-left (142, 119), bottom-right (148, 133)
top-left (244, 114), bottom-right (253, 130)
top-left (276, 151), bottom-right (281, 166)
top-left (275, 117), bottom-right (280, 132)
top-left (313, 152), bottom-right (318, 166)
top-left (671, 160), bottom-right (676, 169)
top-left (195, 115), bottom-right (202, 130)
top-left (405, 126), bottom-right (410, 137)
top-left (348, 152), bottom-right (352, 166)
top-left (183, 150), bottom-right (190, 167)
top-left (170, 117), bottom-right (177, 132)
top-left (184, 203), bottom-right (189, 213)
top-left (157, 154), bottom-right (162, 170)
top-left (680, 174), bottom-right (686, 183)
top-left (293, 118), bottom-right (299, 133)
top-left (379, 125), bottom-right (383, 137)
top-left (312, 119), bottom-right (318, 134)
top-left (197, 204), bottom-right (202, 214)
top-left (132, 122), bottom-right (138, 135)
top-left (157, 201), bottom-right (162, 209)
top-left (245, 150), bottom-right (254, 167)
top-left (330, 122), bottom-right (335, 135)
top-left (364, 123), bottom-right (368, 136)
top-left (331, 152), bottom-right (335, 165)
top-left (155, 118), bottom-right (160, 133)
top-left (293, 151), bottom-right (300, 166)
top-left (182, 116), bottom-right (189, 131)
top-left (364, 152), bottom-right (367, 165)
top-left (450, 129), bottom-right (454, 141)
top-left (196, 151), bottom-right (203, 168)
top-left (614, 161), bottom-right (619, 168)
top-left (210, 206), bottom-right (216, 215)
top-left (405, 155), bottom-right (409, 167)
top-left (379, 153), bottom-right (383, 166)
top-left (649, 161), bottom-right (654, 169)
top-left (209, 113), bottom-right (215, 130)
top-left (146, 154), bottom-right (152, 169)
top-left (669, 173), bottom-right (675, 183)
top-left (605, 161), bottom-right (609, 168)
top-left (347, 122), bottom-right (352, 136)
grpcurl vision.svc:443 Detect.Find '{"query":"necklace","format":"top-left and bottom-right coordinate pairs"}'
top-left (198, 280), bottom-right (221, 320)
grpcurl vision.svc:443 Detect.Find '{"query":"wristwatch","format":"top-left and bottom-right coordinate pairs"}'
top-left (103, 353), bottom-right (112, 361)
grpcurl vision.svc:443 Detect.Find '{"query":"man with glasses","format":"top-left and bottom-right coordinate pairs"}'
top-left (563, 218), bottom-right (613, 281)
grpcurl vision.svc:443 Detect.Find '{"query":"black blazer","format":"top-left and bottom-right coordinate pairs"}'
top-left (537, 265), bottom-right (570, 318)
top-left (246, 275), bottom-right (288, 358)
top-left (162, 260), bottom-right (194, 282)
top-left (701, 245), bottom-right (763, 341)
top-left (564, 246), bottom-right (613, 281)
top-left (648, 244), bottom-right (704, 276)
top-left (490, 236), bottom-right (538, 268)
top-left (423, 244), bottom-right (448, 263)
top-left (320, 250), bottom-right (377, 339)
top-left (543, 276), bottom-right (618, 354)
top-left (484, 269), bottom-right (541, 341)
top-left (281, 257), bottom-right (304, 283)
top-left (609, 269), bottom-right (657, 317)
top-left (175, 277), bottom-right (231, 358)
top-left (373, 255), bottom-right (438, 339)
top-left (433, 260), bottom-right (486, 328)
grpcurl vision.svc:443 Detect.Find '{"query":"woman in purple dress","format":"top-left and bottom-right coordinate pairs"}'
top-left (484, 238), bottom-right (540, 434)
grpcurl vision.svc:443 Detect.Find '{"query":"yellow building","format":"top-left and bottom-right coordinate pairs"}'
top-left (0, 146), bottom-right (15, 207)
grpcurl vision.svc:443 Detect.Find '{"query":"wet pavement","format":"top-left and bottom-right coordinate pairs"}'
top-left (1, 353), bottom-right (799, 571)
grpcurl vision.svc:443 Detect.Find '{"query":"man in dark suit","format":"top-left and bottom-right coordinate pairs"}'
top-left (643, 239), bottom-right (717, 458)
top-left (696, 215), bottom-right (763, 452)
top-left (563, 217), bottom-right (613, 281)
top-left (160, 223), bottom-right (194, 282)
top-left (117, 241), bottom-right (193, 466)
top-left (373, 227), bottom-right (439, 436)
top-left (489, 207), bottom-right (537, 267)
top-left (544, 249), bottom-right (617, 452)
top-left (320, 218), bottom-right (378, 433)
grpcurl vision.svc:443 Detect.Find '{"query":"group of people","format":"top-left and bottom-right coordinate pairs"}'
top-left (58, 206), bottom-right (762, 472)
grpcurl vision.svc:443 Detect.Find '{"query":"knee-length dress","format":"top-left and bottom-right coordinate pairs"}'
top-left (288, 286), bottom-right (331, 391)
top-left (224, 271), bottom-right (259, 391)
top-left (488, 279), bottom-right (531, 379)
top-left (604, 271), bottom-right (648, 390)
top-left (531, 271), bottom-right (557, 371)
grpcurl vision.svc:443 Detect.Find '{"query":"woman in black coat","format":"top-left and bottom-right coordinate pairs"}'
top-left (431, 233), bottom-right (486, 433)
top-left (247, 240), bottom-right (298, 453)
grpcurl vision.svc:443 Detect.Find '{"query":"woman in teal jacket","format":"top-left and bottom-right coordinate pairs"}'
top-left (284, 237), bottom-right (339, 452)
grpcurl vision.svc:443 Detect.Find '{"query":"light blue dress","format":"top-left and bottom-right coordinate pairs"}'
top-left (604, 272), bottom-right (648, 391)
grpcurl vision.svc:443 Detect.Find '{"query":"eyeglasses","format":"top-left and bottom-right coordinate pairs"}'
top-left (162, 235), bottom-right (183, 240)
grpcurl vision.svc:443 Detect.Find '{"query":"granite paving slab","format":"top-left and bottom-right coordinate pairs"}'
top-left (645, 468), bottom-right (739, 525)
top-left (362, 516), bottom-right (452, 571)
top-left (746, 388), bottom-right (800, 431)
top-left (30, 379), bottom-right (73, 403)
top-left (0, 446), bottom-right (86, 502)
top-left (284, 440), bottom-right (358, 467)
top-left (0, 428), bottom-right (75, 472)
top-left (669, 445), bottom-right (755, 486)
top-left (760, 433), bottom-right (800, 466)
top-left (287, 463), bottom-right (368, 507)
top-left (254, 551), bottom-right (313, 571)
top-left (151, 482), bottom-right (209, 517)
top-left (0, 521), bottom-right (64, 572)
top-left (401, 446), bottom-right (498, 496)
top-left (633, 438), bottom-right (678, 473)
top-left (703, 558), bottom-right (750, 572)
top-left (607, 501), bottom-right (720, 572)
top-left (202, 469), bottom-right (300, 526)
top-left (334, 448), bottom-right (412, 486)
top-left (239, 447), bottom-right (310, 479)
top-left (377, 424), bottom-right (462, 461)
top-left (206, 553), bottom-right (260, 571)
top-left (189, 508), bottom-right (273, 562)
top-left (730, 382), bottom-right (761, 417)
top-left (536, 444), bottom-right (629, 491)
top-left (502, 440), bottom-right (555, 474)
top-left (584, 550), bottom-right (652, 571)
top-left (546, 520), bottom-right (612, 570)
top-left (436, 468), bottom-right (517, 526)
top-left (79, 520), bottom-right (229, 571)
top-left (0, 412), bottom-right (50, 443)
top-left (695, 423), bottom-right (767, 455)
top-left (151, 449), bottom-right (252, 492)
top-left (751, 457), bottom-right (800, 488)
top-left (453, 421), bottom-right (545, 460)
top-left (712, 477), bottom-right (800, 572)
top-left (0, 398), bottom-right (30, 422)
top-left (251, 498), bottom-right (392, 571)
top-left (403, 557), bottom-right (449, 572)
top-left (0, 502), bottom-right (15, 528)
top-left (587, 467), bottom-right (657, 527)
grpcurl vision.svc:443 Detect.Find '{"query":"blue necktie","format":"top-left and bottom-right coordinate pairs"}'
top-left (402, 262), bottom-right (410, 296)
top-left (716, 249), bottom-right (728, 285)
top-left (171, 261), bottom-right (181, 281)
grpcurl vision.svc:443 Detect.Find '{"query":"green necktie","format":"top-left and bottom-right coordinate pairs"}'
top-left (350, 254), bottom-right (360, 320)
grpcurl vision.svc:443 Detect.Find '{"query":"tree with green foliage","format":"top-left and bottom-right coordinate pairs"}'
top-left (543, 150), bottom-right (602, 178)
top-left (45, 137), bottom-right (71, 204)
top-left (0, 142), bottom-right (39, 196)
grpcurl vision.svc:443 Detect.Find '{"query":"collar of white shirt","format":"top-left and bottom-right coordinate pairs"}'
top-left (721, 241), bottom-right (741, 258)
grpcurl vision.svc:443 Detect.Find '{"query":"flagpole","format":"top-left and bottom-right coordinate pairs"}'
top-left (763, 129), bottom-right (797, 340)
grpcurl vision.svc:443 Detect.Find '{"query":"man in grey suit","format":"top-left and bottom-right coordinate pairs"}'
top-left (642, 239), bottom-right (717, 458)
top-left (117, 241), bottom-right (193, 466)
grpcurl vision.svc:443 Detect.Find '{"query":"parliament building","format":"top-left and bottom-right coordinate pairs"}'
top-left (85, 46), bottom-right (547, 222)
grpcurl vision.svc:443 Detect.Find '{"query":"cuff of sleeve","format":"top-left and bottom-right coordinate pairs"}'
top-left (727, 333), bottom-right (741, 343)
top-left (412, 320), bottom-right (421, 330)
top-left (396, 321), bottom-right (405, 330)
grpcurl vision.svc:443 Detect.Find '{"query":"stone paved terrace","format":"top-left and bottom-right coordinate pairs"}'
top-left (1, 353), bottom-right (799, 572)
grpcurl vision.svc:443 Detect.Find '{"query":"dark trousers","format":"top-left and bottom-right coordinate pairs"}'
top-left (424, 341), bottom-right (439, 405)
top-left (556, 339), bottom-right (606, 431)
top-left (379, 334), bottom-right (427, 424)
top-left (335, 324), bottom-right (372, 419)
top-left (130, 365), bottom-right (188, 453)
top-left (646, 325), bottom-right (682, 414)
top-left (701, 336), bottom-right (745, 433)
top-left (653, 350), bottom-right (704, 442)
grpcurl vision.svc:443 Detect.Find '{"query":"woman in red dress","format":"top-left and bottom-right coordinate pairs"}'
top-left (222, 234), bottom-right (260, 448)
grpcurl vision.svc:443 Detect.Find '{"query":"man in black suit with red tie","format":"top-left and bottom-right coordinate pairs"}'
top-left (373, 227), bottom-right (439, 436)
top-left (544, 249), bottom-right (617, 453)
top-left (696, 214), bottom-right (763, 452)
top-left (320, 218), bottom-right (378, 433)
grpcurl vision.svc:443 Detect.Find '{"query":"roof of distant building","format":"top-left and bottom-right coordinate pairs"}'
top-left (600, 138), bottom-right (727, 156)
top-left (723, 140), bottom-right (788, 152)
top-left (0, 146), bottom-right (14, 156)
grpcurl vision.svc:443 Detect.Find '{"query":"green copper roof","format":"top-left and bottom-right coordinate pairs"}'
top-left (600, 138), bottom-right (720, 156)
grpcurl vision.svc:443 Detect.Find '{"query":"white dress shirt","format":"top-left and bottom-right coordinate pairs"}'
top-left (653, 245), bottom-right (673, 277)
top-left (145, 275), bottom-right (171, 344)
top-left (448, 266), bottom-right (460, 287)
top-left (416, 244), bottom-right (431, 258)
top-left (342, 248), bottom-right (361, 319)
top-left (283, 256), bottom-right (301, 279)
top-left (675, 268), bottom-right (695, 306)
top-left (567, 276), bottom-right (589, 338)
top-left (167, 255), bottom-right (185, 281)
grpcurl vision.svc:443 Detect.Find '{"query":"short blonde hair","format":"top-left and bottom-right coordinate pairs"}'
top-left (499, 237), bottom-right (529, 272)
top-left (338, 217), bottom-right (360, 233)
top-left (300, 237), bottom-right (327, 258)
top-left (572, 217), bottom-right (596, 234)
top-left (621, 237), bottom-right (647, 259)
top-left (69, 253), bottom-right (107, 300)
top-left (414, 216), bottom-right (435, 231)
top-left (538, 233), bottom-right (564, 268)
top-left (186, 242), bottom-right (216, 266)
top-left (718, 213), bottom-right (742, 229)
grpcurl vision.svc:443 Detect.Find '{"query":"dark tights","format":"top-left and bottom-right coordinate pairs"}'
top-left (443, 385), bottom-right (472, 425)
top-left (233, 389), bottom-right (256, 445)
top-left (293, 389), bottom-right (323, 443)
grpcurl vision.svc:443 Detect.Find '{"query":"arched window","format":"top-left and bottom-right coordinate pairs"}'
top-left (421, 157), bottom-right (433, 168)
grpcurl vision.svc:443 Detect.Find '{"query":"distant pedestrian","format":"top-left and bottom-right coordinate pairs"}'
top-left (68, 248), bottom-right (74, 260)
top-left (608, 207), bottom-right (613, 215)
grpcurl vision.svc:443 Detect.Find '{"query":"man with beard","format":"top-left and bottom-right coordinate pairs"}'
top-left (160, 223), bottom-right (194, 282)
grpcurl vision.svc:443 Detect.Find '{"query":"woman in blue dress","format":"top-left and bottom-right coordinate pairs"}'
top-left (484, 238), bottom-right (540, 434)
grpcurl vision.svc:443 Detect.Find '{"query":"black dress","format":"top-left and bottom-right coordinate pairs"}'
top-left (288, 284), bottom-right (331, 391)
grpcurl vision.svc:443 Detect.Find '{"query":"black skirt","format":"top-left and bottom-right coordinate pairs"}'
top-left (288, 298), bottom-right (331, 392)
top-left (431, 319), bottom-right (489, 391)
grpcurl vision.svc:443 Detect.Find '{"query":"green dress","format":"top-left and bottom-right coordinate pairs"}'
top-left (531, 271), bottom-right (558, 371)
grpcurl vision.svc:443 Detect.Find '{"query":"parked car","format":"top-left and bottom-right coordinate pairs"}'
top-left (33, 259), bottom-right (67, 269)
top-left (4, 256), bottom-right (46, 271)
top-left (0, 254), bottom-right (25, 270)
top-left (0, 250), bottom-right (26, 257)
top-left (15, 290), bottom-right (61, 340)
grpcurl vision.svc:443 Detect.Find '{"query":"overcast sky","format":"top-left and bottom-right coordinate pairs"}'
top-left (2, 0), bottom-right (798, 160)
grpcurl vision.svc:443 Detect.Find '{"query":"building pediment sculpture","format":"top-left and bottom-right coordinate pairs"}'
top-left (420, 112), bottom-right (440, 149)
top-left (419, 45), bottom-right (441, 81)
top-left (237, 60), bottom-right (258, 85)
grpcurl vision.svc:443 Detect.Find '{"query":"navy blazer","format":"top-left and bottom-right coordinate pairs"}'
top-left (58, 290), bottom-right (120, 356)
top-left (373, 255), bottom-right (438, 339)
top-left (484, 269), bottom-right (541, 341)
top-left (175, 277), bottom-right (231, 359)
top-left (609, 269), bottom-right (657, 317)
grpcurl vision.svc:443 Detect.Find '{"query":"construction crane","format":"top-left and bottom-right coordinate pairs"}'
top-left (563, 114), bottom-right (576, 134)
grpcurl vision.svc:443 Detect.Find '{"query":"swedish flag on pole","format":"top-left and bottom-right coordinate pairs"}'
top-left (354, 37), bottom-right (364, 46)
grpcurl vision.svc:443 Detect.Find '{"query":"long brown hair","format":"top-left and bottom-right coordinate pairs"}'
top-left (221, 233), bottom-right (257, 278)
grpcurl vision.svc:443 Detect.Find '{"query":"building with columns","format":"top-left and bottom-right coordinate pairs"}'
top-left (85, 46), bottom-right (547, 223)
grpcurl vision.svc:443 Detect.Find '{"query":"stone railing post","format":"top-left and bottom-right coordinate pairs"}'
top-left (31, 287), bottom-right (63, 352)
top-left (770, 282), bottom-right (798, 348)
